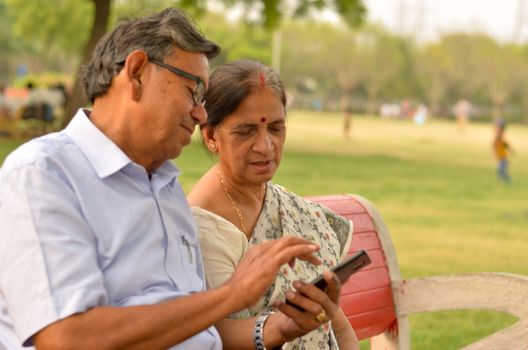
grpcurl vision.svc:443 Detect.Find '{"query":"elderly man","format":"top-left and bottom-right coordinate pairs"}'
top-left (0, 8), bottom-right (343, 350)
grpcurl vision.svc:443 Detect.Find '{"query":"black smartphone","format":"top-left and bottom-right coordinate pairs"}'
top-left (311, 249), bottom-right (371, 290)
top-left (285, 250), bottom-right (371, 310)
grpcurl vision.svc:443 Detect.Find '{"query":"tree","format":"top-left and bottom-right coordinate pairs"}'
top-left (181, 0), bottom-right (365, 30)
top-left (3, 0), bottom-right (108, 121)
top-left (439, 34), bottom-right (487, 102)
top-left (63, 0), bottom-right (111, 126)
top-left (41, 0), bottom-right (173, 123)
top-left (64, 0), bottom-right (366, 124)
top-left (5, 0), bottom-right (365, 124)
top-left (475, 41), bottom-right (523, 120)
top-left (199, 13), bottom-right (272, 66)
top-left (0, 0), bottom-right (21, 81)
top-left (280, 21), bottom-right (367, 109)
top-left (437, 33), bottom-right (524, 120)
top-left (518, 46), bottom-right (528, 123)
top-left (415, 43), bottom-right (456, 118)
top-left (362, 26), bottom-right (411, 115)
top-left (5, 0), bottom-right (92, 72)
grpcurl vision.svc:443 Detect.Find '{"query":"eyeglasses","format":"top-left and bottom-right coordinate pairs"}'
top-left (149, 58), bottom-right (206, 106)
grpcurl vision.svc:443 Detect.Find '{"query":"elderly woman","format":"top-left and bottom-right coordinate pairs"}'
top-left (188, 60), bottom-right (358, 350)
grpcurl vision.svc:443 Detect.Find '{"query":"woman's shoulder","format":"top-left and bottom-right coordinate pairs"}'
top-left (268, 182), bottom-right (304, 202)
top-left (192, 207), bottom-right (248, 244)
top-left (187, 167), bottom-right (219, 208)
top-left (192, 206), bottom-right (234, 228)
top-left (192, 207), bottom-right (249, 266)
top-left (269, 182), bottom-right (321, 210)
top-left (269, 182), bottom-right (353, 256)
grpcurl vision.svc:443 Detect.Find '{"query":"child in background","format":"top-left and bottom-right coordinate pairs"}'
top-left (493, 120), bottom-right (512, 183)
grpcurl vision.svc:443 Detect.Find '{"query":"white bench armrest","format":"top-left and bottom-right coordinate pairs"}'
top-left (394, 273), bottom-right (528, 349)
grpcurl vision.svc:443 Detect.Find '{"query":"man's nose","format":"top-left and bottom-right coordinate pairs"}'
top-left (191, 103), bottom-right (207, 126)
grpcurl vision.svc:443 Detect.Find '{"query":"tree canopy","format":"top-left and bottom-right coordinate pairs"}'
top-left (3, 0), bottom-right (365, 122)
top-left (3, 0), bottom-right (528, 123)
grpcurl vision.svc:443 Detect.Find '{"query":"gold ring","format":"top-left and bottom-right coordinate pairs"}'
top-left (315, 310), bottom-right (327, 323)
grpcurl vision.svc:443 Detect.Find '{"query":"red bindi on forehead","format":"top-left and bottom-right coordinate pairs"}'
top-left (258, 72), bottom-right (266, 88)
top-left (260, 117), bottom-right (266, 123)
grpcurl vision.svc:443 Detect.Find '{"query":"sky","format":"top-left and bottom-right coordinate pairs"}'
top-left (363, 0), bottom-right (523, 43)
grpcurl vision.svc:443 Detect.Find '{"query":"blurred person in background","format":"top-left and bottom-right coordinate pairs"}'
top-left (454, 98), bottom-right (472, 134)
top-left (493, 119), bottom-right (513, 183)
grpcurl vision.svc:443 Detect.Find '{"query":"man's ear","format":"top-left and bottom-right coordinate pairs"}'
top-left (124, 50), bottom-right (149, 101)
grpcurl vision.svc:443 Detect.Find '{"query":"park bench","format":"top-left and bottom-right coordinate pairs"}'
top-left (307, 194), bottom-right (528, 350)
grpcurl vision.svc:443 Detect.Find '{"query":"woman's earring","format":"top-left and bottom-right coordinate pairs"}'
top-left (210, 143), bottom-right (217, 152)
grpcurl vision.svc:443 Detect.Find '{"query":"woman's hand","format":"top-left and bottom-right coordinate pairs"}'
top-left (272, 270), bottom-right (342, 341)
top-left (219, 251), bottom-right (353, 349)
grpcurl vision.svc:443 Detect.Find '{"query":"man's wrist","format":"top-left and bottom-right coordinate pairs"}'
top-left (217, 282), bottom-right (251, 316)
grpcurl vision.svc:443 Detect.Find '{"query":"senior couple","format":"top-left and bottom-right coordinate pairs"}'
top-left (0, 8), bottom-right (358, 350)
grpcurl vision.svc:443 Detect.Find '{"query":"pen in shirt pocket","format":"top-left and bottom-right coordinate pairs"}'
top-left (181, 235), bottom-right (193, 264)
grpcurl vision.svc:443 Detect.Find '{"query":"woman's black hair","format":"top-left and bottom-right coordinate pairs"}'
top-left (203, 59), bottom-right (286, 128)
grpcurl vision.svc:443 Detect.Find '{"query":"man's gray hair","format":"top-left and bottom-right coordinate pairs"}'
top-left (81, 8), bottom-right (220, 103)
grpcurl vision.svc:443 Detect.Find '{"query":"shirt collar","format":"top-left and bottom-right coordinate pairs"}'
top-left (64, 109), bottom-right (134, 178)
top-left (64, 109), bottom-right (181, 182)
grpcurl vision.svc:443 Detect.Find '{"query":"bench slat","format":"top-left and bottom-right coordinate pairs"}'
top-left (348, 308), bottom-right (397, 340)
top-left (351, 232), bottom-right (384, 250)
top-left (341, 287), bottom-right (395, 314)
top-left (342, 268), bottom-right (391, 293)
top-left (346, 213), bottom-right (376, 232)
top-left (349, 248), bottom-right (386, 271)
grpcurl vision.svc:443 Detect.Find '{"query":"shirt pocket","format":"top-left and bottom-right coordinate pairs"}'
top-left (166, 230), bottom-right (204, 292)
top-left (179, 233), bottom-right (198, 267)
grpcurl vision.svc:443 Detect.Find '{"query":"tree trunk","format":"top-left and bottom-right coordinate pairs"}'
top-left (523, 95), bottom-right (528, 124)
top-left (490, 87), bottom-right (507, 121)
top-left (429, 101), bottom-right (439, 119)
top-left (271, 28), bottom-right (282, 74)
top-left (492, 102), bottom-right (503, 121)
top-left (427, 86), bottom-right (443, 119)
top-left (366, 84), bottom-right (380, 116)
top-left (63, 0), bottom-right (111, 127)
top-left (366, 92), bottom-right (378, 116)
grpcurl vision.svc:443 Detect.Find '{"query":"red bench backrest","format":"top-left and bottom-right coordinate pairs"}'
top-left (307, 194), bottom-right (397, 340)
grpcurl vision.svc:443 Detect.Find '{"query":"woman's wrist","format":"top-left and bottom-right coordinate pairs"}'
top-left (260, 311), bottom-right (298, 349)
top-left (254, 311), bottom-right (273, 349)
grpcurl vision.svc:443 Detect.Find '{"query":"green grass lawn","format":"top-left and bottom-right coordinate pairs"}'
top-left (2, 110), bottom-right (527, 349)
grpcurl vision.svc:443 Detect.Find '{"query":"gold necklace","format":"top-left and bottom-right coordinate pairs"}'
top-left (217, 169), bottom-right (249, 236)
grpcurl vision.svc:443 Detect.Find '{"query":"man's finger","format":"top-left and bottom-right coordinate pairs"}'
top-left (273, 245), bottom-right (321, 268)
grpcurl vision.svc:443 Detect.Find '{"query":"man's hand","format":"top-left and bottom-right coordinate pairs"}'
top-left (224, 236), bottom-right (321, 309)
